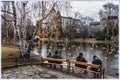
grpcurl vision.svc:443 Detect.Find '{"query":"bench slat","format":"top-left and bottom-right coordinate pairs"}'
top-left (70, 60), bottom-right (100, 68)
top-left (72, 66), bottom-right (101, 74)
top-left (42, 58), bottom-right (103, 77)
top-left (43, 61), bottom-right (67, 66)
top-left (42, 58), bottom-right (66, 62)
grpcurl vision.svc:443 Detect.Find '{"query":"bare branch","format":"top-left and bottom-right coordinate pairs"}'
top-left (42, 3), bottom-right (56, 20)
top-left (2, 10), bottom-right (14, 15)
top-left (1, 15), bottom-right (15, 22)
top-left (1, 1), bottom-right (13, 2)
top-left (16, 2), bottom-right (22, 13)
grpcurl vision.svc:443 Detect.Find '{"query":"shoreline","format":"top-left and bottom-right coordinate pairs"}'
top-left (39, 38), bottom-right (117, 44)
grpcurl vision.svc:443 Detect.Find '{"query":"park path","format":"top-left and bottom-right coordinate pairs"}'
top-left (2, 64), bottom-right (116, 79)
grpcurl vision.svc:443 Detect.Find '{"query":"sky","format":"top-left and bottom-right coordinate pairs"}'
top-left (68, 0), bottom-right (119, 21)
top-left (5, 0), bottom-right (118, 25)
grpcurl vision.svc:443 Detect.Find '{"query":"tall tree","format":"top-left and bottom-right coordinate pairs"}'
top-left (99, 2), bottom-right (119, 18)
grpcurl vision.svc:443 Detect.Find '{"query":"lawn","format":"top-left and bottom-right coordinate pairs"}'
top-left (2, 46), bottom-right (19, 59)
top-left (2, 46), bottom-right (19, 68)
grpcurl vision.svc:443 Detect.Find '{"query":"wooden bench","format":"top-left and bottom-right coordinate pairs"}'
top-left (41, 58), bottom-right (105, 78)
top-left (41, 58), bottom-right (70, 72)
top-left (70, 60), bottom-right (105, 78)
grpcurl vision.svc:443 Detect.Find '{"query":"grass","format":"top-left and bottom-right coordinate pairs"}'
top-left (2, 46), bottom-right (19, 59)
top-left (2, 46), bottom-right (19, 68)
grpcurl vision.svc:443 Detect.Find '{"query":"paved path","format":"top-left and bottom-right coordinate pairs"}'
top-left (2, 65), bottom-right (79, 79)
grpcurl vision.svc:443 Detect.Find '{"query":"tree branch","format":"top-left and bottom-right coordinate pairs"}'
top-left (2, 10), bottom-right (14, 15)
top-left (16, 2), bottom-right (22, 13)
top-left (1, 15), bottom-right (15, 22)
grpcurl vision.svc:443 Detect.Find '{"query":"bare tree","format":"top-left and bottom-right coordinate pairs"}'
top-left (99, 2), bottom-right (119, 18)
top-left (2, 2), bottom-right (10, 40)
top-left (1, 1), bottom-right (73, 58)
top-left (81, 16), bottom-right (94, 25)
top-left (74, 11), bottom-right (82, 19)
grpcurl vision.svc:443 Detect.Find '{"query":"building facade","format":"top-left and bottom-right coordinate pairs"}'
top-left (100, 16), bottom-right (118, 37)
top-left (89, 22), bottom-right (100, 37)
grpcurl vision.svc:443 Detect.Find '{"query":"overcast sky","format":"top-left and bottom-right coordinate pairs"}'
top-left (68, 0), bottom-right (119, 21)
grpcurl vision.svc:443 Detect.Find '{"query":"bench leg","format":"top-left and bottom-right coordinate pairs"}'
top-left (53, 65), bottom-right (56, 68)
top-left (93, 73), bottom-right (98, 78)
top-left (102, 68), bottom-right (105, 79)
top-left (67, 66), bottom-right (70, 73)
top-left (60, 65), bottom-right (63, 69)
top-left (67, 64), bottom-right (71, 73)
top-left (72, 66), bottom-right (74, 73)
top-left (50, 64), bottom-right (52, 68)
top-left (66, 59), bottom-right (71, 73)
top-left (15, 58), bottom-right (18, 68)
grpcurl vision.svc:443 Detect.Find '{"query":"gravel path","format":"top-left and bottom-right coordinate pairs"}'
top-left (2, 65), bottom-right (117, 79)
top-left (2, 65), bottom-right (80, 79)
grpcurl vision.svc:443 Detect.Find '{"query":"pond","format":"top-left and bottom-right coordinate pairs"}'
top-left (33, 41), bottom-right (119, 78)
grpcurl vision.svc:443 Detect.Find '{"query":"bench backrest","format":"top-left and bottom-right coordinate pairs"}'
top-left (42, 58), bottom-right (100, 69)
top-left (70, 60), bottom-right (100, 69)
top-left (42, 57), bottom-right (67, 62)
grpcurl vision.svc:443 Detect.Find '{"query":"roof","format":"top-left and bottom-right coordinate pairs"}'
top-left (61, 16), bottom-right (72, 19)
top-left (89, 22), bottom-right (100, 25)
top-left (100, 16), bottom-right (118, 21)
top-left (100, 18), bottom-right (106, 21)
top-left (107, 16), bottom-right (118, 20)
top-left (61, 16), bottom-right (80, 21)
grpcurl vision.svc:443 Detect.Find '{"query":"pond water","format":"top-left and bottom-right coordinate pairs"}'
top-left (35, 41), bottom-right (119, 78)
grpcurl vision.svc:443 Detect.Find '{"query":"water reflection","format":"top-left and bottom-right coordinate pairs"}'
top-left (38, 41), bottom-right (118, 78)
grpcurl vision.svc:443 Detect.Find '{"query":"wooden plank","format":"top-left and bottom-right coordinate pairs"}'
top-left (42, 58), bottom-right (100, 68)
top-left (43, 61), bottom-right (67, 66)
top-left (70, 60), bottom-right (100, 68)
top-left (73, 66), bottom-right (101, 74)
top-left (42, 58), bottom-right (66, 62)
